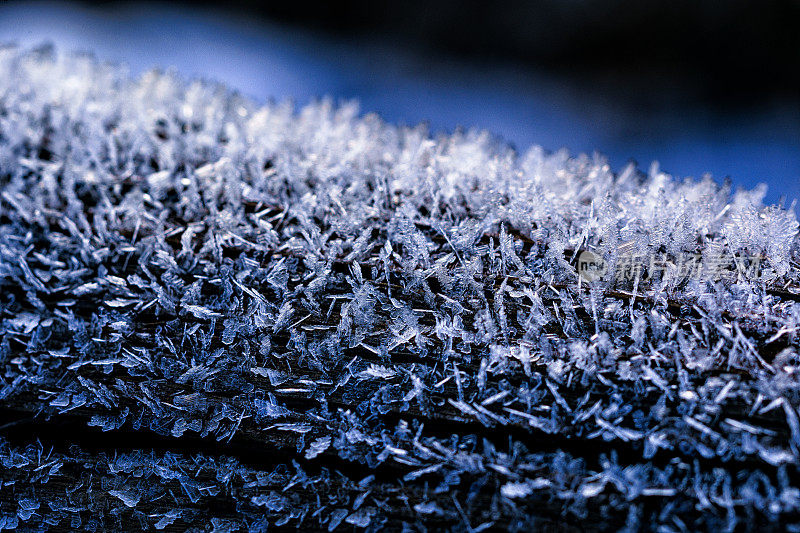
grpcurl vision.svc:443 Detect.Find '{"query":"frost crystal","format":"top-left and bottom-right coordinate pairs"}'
top-left (108, 489), bottom-right (141, 508)
top-left (0, 45), bottom-right (799, 531)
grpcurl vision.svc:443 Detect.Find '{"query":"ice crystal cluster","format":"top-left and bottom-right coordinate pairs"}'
top-left (1, 45), bottom-right (800, 531)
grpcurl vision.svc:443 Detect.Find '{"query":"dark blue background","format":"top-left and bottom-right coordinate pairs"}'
top-left (2, 2), bottom-right (798, 207)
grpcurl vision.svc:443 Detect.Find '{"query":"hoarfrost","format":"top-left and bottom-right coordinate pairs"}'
top-left (108, 489), bottom-right (141, 508)
top-left (0, 45), bottom-right (798, 532)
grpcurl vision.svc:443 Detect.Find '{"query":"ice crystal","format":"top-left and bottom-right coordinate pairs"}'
top-left (0, 44), bottom-right (799, 531)
top-left (108, 489), bottom-right (141, 509)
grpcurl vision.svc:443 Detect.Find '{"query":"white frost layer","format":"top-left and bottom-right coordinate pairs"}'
top-left (1, 45), bottom-right (800, 531)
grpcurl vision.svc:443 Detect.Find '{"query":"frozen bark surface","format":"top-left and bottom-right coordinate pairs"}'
top-left (1, 46), bottom-right (800, 531)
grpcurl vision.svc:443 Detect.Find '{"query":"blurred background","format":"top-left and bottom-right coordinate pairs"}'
top-left (1, 1), bottom-right (798, 205)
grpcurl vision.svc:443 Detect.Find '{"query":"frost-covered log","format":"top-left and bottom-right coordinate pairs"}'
top-left (1, 45), bottom-right (800, 531)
